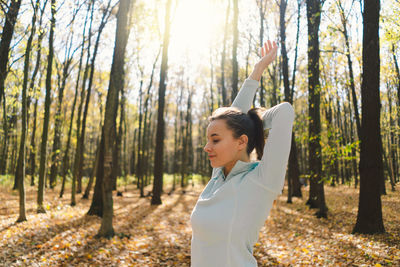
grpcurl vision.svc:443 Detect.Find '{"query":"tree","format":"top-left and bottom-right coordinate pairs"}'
top-left (15, 0), bottom-right (41, 222)
top-left (27, 0), bottom-right (47, 185)
top-left (71, 0), bottom-right (95, 205)
top-left (231, 0), bottom-right (239, 102)
top-left (60, 0), bottom-right (92, 198)
top-left (0, 0), bottom-right (22, 107)
top-left (37, 0), bottom-right (56, 213)
top-left (279, 0), bottom-right (302, 203)
top-left (306, 0), bottom-right (328, 218)
top-left (97, 0), bottom-right (131, 238)
top-left (151, 0), bottom-right (172, 205)
top-left (220, 0), bottom-right (230, 106)
top-left (353, 0), bottom-right (385, 234)
top-left (0, 0), bottom-right (22, 174)
top-left (336, 0), bottom-right (361, 139)
top-left (75, 0), bottom-right (113, 194)
top-left (256, 0), bottom-right (267, 107)
top-left (48, 24), bottom-right (76, 189)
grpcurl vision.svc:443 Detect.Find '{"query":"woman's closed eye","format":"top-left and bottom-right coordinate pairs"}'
top-left (212, 139), bottom-right (220, 144)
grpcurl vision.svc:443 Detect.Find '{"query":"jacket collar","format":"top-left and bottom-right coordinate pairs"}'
top-left (213, 160), bottom-right (258, 181)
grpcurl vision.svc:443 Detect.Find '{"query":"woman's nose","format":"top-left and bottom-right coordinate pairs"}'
top-left (204, 142), bottom-right (211, 153)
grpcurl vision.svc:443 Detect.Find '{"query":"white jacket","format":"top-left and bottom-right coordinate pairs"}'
top-left (190, 79), bottom-right (295, 267)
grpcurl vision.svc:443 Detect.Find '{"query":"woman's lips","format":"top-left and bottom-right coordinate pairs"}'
top-left (208, 155), bottom-right (216, 159)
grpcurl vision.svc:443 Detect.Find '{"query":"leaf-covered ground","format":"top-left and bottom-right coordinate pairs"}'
top-left (0, 178), bottom-right (399, 266)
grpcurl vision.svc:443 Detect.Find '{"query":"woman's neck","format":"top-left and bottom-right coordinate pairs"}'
top-left (223, 153), bottom-right (250, 177)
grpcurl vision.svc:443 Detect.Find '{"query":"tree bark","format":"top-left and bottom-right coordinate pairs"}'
top-left (37, 0), bottom-right (56, 213)
top-left (15, 0), bottom-right (40, 222)
top-left (0, 0), bottom-right (22, 106)
top-left (353, 0), bottom-right (385, 234)
top-left (77, 0), bottom-right (112, 194)
top-left (306, 0), bottom-right (327, 218)
top-left (27, 2), bottom-right (46, 182)
top-left (231, 0), bottom-right (239, 102)
top-left (0, 0), bottom-right (22, 174)
top-left (49, 59), bottom-right (72, 188)
top-left (72, 0), bottom-right (94, 205)
top-left (279, 0), bottom-right (302, 201)
top-left (337, 0), bottom-right (361, 139)
top-left (151, 0), bottom-right (172, 205)
top-left (59, 1), bottom-right (91, 198)
top-left (97, 0), bottom-right (131, 238)
top-left (220, 0), bottom-right (230, 106)
top-left (256, 0), bottom-right (266, 107)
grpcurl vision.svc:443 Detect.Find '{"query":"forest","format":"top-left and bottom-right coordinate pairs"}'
top-left (0, 0), bottom-right (399, 265)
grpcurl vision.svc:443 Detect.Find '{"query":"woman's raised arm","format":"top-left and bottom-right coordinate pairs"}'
top-left (231, 41), bottom-right (278, 111)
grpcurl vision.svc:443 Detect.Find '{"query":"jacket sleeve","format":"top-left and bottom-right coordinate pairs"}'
top-left (231, 78), bottom-right (294, 194)
top-left (256, 102), bottom-right (294, 194)
top-left (231, 79), bottom-right (259, 112)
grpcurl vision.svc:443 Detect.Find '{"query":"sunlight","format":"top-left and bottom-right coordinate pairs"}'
top-left (169, 0), bottom-right (224, 65)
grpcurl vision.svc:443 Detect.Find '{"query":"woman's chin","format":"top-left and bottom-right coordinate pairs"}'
top-left (209, 161), bottom-right (222, 168)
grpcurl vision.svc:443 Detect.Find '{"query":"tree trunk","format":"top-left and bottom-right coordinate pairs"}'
top-left (72, 1), bottom-right (94, 205)
top-left (137, 50), bottom-right (159, 195)
top-left (15, 0), bottom-right (40, 222)
top-left (77, 1), bottom-right (112, 194)
top-left (0, 0), bottom-right (22, 106)
top-left (337, 1), bottom-right (361, 139)
top-left (97, 0), bottom-right (131, 238)
top-left (15, 0), bottom-right (39, 188)
top-left (220, 0), bottom-right (230, 106)
top-left (306, 0), bottom-right (327, 218)
top-left (87, 134), bottom-right (104, 217)
top-left (82, 138), bottom-right (100, 199)
top-left (151, 0), bottom-right (172, 205)
top-left (27, 2), bottom-right (46, 182)
top-left (136, 80), bottom-right (144, 194)
top-left (0, 0), bottom-right (22, 174)
top-left (392, 44), bottom-right (400, 183)
top-left (231, 0), bottom-right (239, 102)
top-left (257, 0), bottom-right (266, 107)
top-left (279, 0), bottom-right (301, 201)
top-left (387, 87), bottom-right (396, 191)
top-left (49, 59), bottom-right (72, 188)
top-left (353, 0), bottom-right (385, 234)
top-left (37, 0), bottom-right (56, 213)
top-left (113, 82), bottom-right (125, 189)
top-left (29, 97), bottom-right (39, 185)
top-left (60, 1), bottom-right (91, 198)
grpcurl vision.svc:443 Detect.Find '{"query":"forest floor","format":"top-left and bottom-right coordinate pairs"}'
top-left (0, 176), bottom-right (399, 267)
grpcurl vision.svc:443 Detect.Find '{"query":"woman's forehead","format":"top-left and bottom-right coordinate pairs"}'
top-left (207, 120), bottom-right (229, 135)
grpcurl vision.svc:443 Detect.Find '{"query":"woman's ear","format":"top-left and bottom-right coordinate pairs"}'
top-left (238, 134), bottom-right (248, 150)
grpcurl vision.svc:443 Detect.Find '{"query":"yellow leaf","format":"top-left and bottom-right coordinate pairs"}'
top-left (87, 254), bottom-right (92, 259)
top-left (302, 248), bottom-right (309, 254)
top-left (375, 264), bottom-right (382, 267)
top-left (254, 243), bottom-right (261, 247)
top-left (77, 241), bottom-right (81, 245)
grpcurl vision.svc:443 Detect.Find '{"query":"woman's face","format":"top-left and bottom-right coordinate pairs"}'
top-left (204, 119), bottom-right (245, 168)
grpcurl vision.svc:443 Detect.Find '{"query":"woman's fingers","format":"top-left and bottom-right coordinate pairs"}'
top-left (260, 40), bottom-right (278, 62)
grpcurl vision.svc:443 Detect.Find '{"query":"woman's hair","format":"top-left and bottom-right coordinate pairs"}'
top-left (209, 107), bottom-right (265, 160)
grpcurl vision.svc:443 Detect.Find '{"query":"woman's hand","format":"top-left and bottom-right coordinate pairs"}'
top-left (249, 40), bottom-right (278, 81)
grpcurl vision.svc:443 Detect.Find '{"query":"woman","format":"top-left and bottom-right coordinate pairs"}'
top-left (190, 40), bottom-right (295, 267)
